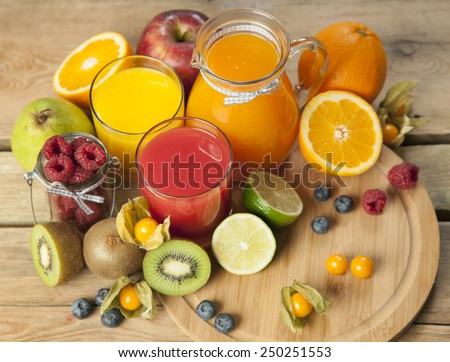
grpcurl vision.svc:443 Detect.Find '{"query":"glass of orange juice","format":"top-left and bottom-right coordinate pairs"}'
top-left (90, 55), bottom-right (185, 172)
top-left (187, 9), bottom-right (327, 172)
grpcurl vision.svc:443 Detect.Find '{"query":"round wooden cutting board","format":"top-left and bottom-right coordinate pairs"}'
top-left (159, 146), bottom-right (440, 342)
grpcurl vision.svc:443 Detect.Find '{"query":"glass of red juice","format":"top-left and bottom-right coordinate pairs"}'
top-left (136, 117), bottom-right (233, 247)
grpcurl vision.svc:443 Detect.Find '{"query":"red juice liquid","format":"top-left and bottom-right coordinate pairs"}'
top-left (138, 126), bottom-right (232, 244)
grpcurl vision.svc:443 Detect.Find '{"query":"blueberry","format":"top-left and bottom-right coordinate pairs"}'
top-left (314, 184), bottom-right (332, 201)
top-left (214, 313), bottom-right (235, 334)
top-left (311, 216), bottom-right (331, 234)
top-left (334, 195), bottom-right (354, 213)
top-left (196, 300), bottom-right (217, 320)
top-left (71, 298), bottom-right (92, 319)
top-left (95, 288), bottom-right (110, 306)
top-left (101, 308), bottom-right (124, 328)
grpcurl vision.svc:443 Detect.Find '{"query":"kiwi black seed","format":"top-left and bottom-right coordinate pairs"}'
top-left (83, 218), bottom-right (146, 279)
top-left (30, 222), bottom-right (85, 287)
top-left (143, 239), bottom-right (211, 296)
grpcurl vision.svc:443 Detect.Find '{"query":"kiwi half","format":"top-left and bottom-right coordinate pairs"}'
top-left (143, 240), bottom-right (211, 296)
top-left (30, 222), bottom-right (85, 287)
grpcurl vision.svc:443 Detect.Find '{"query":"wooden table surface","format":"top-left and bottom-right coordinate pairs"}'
top-left (1, 0), bottom-right (449, 342)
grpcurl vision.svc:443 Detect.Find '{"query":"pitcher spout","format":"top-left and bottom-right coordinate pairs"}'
top-left (191, 50), bottom-right (202, 70)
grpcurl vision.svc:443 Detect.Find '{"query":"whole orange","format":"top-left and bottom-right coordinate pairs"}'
top-left (298, 22), bottom-right (387, 104)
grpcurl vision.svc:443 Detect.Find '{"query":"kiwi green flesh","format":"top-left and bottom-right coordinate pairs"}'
top-left (30, 222), bottom-right (84, 287)
top-left (143, 240), bottom-right (211, 296)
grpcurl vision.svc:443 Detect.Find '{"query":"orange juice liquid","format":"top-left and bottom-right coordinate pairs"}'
top-left (207, 33), bottom-right (279, 81)
top-left (92, 67), bottom-right (184, 169)
top-left (187, 33), bottom-right (299, 167)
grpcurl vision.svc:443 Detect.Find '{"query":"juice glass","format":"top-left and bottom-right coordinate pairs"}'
top-left (136, 117), bottom-right (233, 247)
top-left (90, 55), bottom-right (185, 172)
top-left (187, 8), bottom-right (327, 170)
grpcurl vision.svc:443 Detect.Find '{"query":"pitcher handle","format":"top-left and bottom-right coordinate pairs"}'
top-left (290, 37), bottom-right (328, 109)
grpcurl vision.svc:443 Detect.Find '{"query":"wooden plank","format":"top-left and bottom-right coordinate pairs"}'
top-left (1, 0), bottom-right (450, 149)
top-left (397, 324), bottom-right (450, 342)
top-left (1, 306), bottom-right (448, 342)
top-left (0, 218), bottom-right (448, 341)
top-left (0, 306), bottom-right (190, 342)
top-left (414, 223), bottom-right (450, 325)
top-left (2, 145), bottom-right (449, 229)
top-left (396, 145), bottom-right (450, 220)
top-left (0, 152), bottom-right (47, 226)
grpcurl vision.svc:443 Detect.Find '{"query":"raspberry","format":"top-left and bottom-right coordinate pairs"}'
top-left (68, 165), bottom-right (94, 185)
top-left (362, 189), bottom-right (387, 215)
top-left (388, 162), bottom-right (419, 190)
top-left (44, 155), bottom-right (75, 183)
top-left (43, 135), bottom-right (72, 160)
top-left (74, 143), bottom-right (107, 171)
top-left (55, 207), bottom-right (74, 222)
top-left (91, 186), bottom-right (106, 197)
top-left (71, 137), bottom-right (90, 153)
top-left (60, 196), bottom-right (78, 212)
top-left (49, 195), bottom-right (69, 222)
top-left (55, 196), bottom-right (77, 221)
top-left (74, 201), bottom-right (103, 232)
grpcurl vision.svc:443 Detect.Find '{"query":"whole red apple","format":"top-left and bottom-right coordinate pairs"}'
top-left (137, 9), bottom-right (209, 97)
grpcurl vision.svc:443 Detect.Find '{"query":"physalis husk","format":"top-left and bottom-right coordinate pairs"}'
top-left (101, 275), bottom-right (157, 320)
top-left (377, 80), bottom-right (432, 148)
top-left (116, 196), bottom-right (170, 250)
top-left (280, 280), bottom-right (330, 333)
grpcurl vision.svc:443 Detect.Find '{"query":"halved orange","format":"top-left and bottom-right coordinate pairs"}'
top-left (53, 32), bottom-right (133, 109)
top-left (299, 90), bottom-right (383, 176)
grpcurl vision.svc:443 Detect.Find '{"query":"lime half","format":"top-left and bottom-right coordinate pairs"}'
top-left (212, 213), bottom-right (276, 275)
top-left (242, 170), bottom-right (303, 228)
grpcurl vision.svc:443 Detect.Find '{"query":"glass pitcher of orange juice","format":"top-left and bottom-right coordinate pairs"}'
top-left (186, 8), bottom-right (327, 170)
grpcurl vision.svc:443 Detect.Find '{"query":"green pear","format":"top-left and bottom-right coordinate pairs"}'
top-left (11, 97), bottom-right (96, 171)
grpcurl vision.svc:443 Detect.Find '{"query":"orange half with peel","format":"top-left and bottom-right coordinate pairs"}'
top-left (53, 32), bottom-right (133, 109)
top-left (299, 90), bottom-right (383, 176)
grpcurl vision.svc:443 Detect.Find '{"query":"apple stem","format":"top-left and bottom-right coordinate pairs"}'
top-left (174, 28), bottom-right (194, 42)
top-left (182, 30), bottom-right (194, 42)
top-left (36, 109), bottom-right (53, 124)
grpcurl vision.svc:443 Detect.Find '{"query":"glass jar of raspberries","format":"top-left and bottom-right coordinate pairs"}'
top-left (24, 132), bottom-right (119, 233)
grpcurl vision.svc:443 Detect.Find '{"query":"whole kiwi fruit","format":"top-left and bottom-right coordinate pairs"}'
top-left (83, 218), bottom-right (145, 279)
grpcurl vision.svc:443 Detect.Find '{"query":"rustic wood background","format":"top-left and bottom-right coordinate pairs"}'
top-left (0, 0), bottom-right (449, 341)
